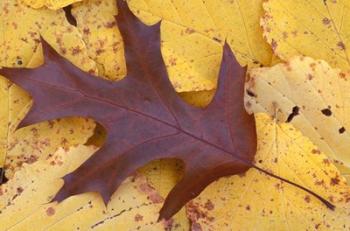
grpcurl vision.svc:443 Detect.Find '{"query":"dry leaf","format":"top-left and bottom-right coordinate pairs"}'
top-left (138, 159), bottom-right (189, 230)
top-left (0, 0), bottom-right (97, 73)
top-left (187, 113), bottom-right (350, 230)
top-left (262, 0), bottom-right (350, 71)
top-left (0, 145), bottom-right (174, 230)
top-left (245, 56), bottom-right (350, 168)
top-left (0, 145), bottom-right (97, 230)
top-left (0, 1), bottom-right (259, 219)
top-left (21, 0), bottom-right (81, 10)
top-left (71, 0), bottom-right (127, 80)
top-left (128, 0), bottom-right (272, 91)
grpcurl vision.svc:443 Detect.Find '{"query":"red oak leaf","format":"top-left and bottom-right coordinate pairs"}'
top-left (0, 0), bottom-right (333, 220)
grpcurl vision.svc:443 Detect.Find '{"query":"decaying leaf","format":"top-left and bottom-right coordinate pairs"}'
top-left (187, 114), bottom-right (350, 230)
top-left (0, 145), bottom-right (97, 230)
top-left (0, 76), bottom-right (95, 179)
top-left (262, 0), bottom-right (350, 71)
top-left (128, 0), bottom-right (272, 92)
top-left (138, 159), bottom-right (189, 230)
top-left (71, 0), bottom-right (127, 80)
top-left (245, 56), bottom-right (350, 168)
top-left (21, 0), bottom-right (81, 10)
top-left (0, 0), bottom-right (97, 72)
top-left (0, 145), bottom-right (173, 230)
top-left (0, 1), bottom-right (258, 219)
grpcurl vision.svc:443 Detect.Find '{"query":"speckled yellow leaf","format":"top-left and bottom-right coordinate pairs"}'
top-left (138, 159), bottom-right (189, 230)
top-left (262, 0), bottom-right (350, 71)
top-left (0, 145), bottom-right (174, 230)
top-left (0, 76), bottom-right (95, 178)
top-left (187, 113), bottom-right (350, 231)
top-left (127, 0), bottom-right (272, 92)
top-left (8, 177), bottom-right (171, 231)
top-left (0, 145), bottom-right (97, 230)
top-left (21, 0), bottom-right (81, 10)
top-left (0, 0), bottom-right (97, 74)
top-left (71, 0), bottom-right (127, 80)
top-left (245, 56), bottom-right (350, 168)
top-left (88, 175), bottom-right (172, 231)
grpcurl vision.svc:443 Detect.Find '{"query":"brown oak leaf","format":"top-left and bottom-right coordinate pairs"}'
top-left (0, 0), bottom-right (332, 220)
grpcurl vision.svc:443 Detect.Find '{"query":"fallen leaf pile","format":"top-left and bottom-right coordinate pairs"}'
top-left (0, 0), bottom-right (349, 230)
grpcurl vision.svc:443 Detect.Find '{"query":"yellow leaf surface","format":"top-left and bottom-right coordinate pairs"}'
top-left (0, 145), bottom-right (96, 230)
top-left (139, 159), bottom-right (189, 230)
top-left (0, 0), bottom-right (97, 73)
top-left (127, 0), bottom-right (272, 92)
top-left (72, 0), bottom-right (127, 80)
top-left (0, 145), bottom-right (174, 230)
top-left (0, 76), bottom-right (95, 178)
top-left (245, 56), bottom-right (350, 167)
top-left (262, 0), bottom-right (350, 71)
top-left (179, 90), bottom-right (215, 108)
top-left (21, 0), bottom-right (81, 10)
top-left (187, 113), bottom-right (350, 230)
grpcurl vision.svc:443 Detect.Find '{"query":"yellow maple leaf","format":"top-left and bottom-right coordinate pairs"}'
top-left (21, 0), bottom-right (81, 10)
top-left (187, 113), bottom-right (350, 230)
top-left (0, 0), bottom-right (97, 73)
top-left (245, 56), bottom-right (350, 169)
top-left (0, 145), bottom-right (174, 230)
top-left (127, 0), bottom-right (272, 92)
top-left (0, 76), bottom-right (95, 178)
top-left (71, 0), bottom-right (127, 80)
top-left (262, 0), bottom-right (350, 71)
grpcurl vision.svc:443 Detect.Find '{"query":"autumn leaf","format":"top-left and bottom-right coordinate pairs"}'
top-left (138, 159), bottom-right (189, 229)
top-left (0, 145), bottom-right (97, 230)
top-left (71, 0), bottom-right (127, 80)
top-left (187, 114), bottom-right (350, 230)
top-left (128, 0), bottom-right (272, 92)
top-left (0, 0), bottom-right (96, 72)
top-left (262, 0), bottom-right (350, 71)
top-left (21, 0), bottom-right (81, 10)
top-left (245, 56), bottom-right (350, 170)
top-left (0, 1), bottom-right (258, 220)
top-left (0, 145), bottom-right (174, 230)
top-left (0, 76), bottom-right (95, 179)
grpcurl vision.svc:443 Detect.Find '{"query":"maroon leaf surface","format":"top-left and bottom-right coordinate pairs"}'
top-left (0, 0), bottom-right (257, 219)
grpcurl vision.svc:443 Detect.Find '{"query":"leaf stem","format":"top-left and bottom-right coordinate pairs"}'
top-left (252, 165), bottom-right (335, 210)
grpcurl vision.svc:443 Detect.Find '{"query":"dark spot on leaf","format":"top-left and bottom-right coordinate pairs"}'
top-left (271, 39), bottom-right (278, 51)
top-left (134, 214), bottom-right (143, 222)
top-left (204, 200), bottom-right (214, 210)
top-left (16, 187), bottom-right (23, 194)
top-left (0, 168), bottom-right (8, 184)
top-left (339, 127), bottom-right (346, 134)
top-left (213, 37), bottom-right (222, 43)
top-left (246, 89), bottom-right (257, 97)
top-left (63, 5), bottom-right (77, 26)
top-left (322, 17), bottom-right (330, 25)
top-left (105, 21), bottom-right (117, 28)
top-left (321, 108), bottom-right (332, 116)
top-left (337, 41), bottom-right (346, 50)
top-left (286, 106), bottom-right (299, 122)
top-left (304, 195), bottom-right (311, 203)
top-left (46, 207), bottom-right (55, 216)
top-left (330, 177), bottom-right (340, 185)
